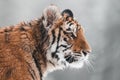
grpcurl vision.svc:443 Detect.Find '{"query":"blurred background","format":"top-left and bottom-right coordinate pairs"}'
top-left (0, 0), bottom-right (120, 80)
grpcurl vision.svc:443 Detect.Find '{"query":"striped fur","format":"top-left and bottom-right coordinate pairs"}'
top-left (0, 5), bottom-right (91, 80)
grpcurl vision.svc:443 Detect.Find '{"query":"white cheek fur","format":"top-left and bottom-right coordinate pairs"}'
top-left (46, 37), bottom-right (90, 74)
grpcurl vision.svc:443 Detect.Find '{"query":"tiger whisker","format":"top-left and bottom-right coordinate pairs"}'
top-left (85, 60), bottom-right (95, 72)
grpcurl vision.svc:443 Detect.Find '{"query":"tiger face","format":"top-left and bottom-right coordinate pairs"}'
top-left (42, 4), bottom-right (91, 74)
top-left (46, 18), bottom-right (91, 69)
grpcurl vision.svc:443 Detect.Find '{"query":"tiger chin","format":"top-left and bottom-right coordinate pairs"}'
top-left (0, 5), bottom-right (91, 80)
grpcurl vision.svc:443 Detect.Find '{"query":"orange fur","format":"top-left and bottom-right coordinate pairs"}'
top-left (0, 5), bottom-right (91, 80)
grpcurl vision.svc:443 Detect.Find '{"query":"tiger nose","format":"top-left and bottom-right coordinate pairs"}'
top-left (82, 50), bottom-right (91, 56)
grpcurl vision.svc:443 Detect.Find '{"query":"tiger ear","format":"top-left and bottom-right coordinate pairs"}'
top-left (42, 4), bottom-right (61, 30)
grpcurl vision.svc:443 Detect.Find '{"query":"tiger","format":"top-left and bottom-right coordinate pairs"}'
top-left (0, 5), bottom-right (91, 80)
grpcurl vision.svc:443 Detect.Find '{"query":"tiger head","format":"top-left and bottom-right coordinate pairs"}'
top-left (42, 5), bottom-right (91, 71)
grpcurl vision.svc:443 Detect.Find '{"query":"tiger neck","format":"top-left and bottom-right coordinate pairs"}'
top-left (29, 18), bottom-right (64, 77)
top-left (29, 18), bottom-right (52, 78)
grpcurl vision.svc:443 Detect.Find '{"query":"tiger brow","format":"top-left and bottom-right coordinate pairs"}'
top-left (69, 23), bottom-right (73, 26)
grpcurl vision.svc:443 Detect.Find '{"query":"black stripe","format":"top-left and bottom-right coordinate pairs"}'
top-left (32, 50), bottom-right (43, 80)
top-left (63, 30), bottom-right (76, 39)
top-left (51, 30), bottom-right (56, 44)
top-left (57, 28), bottom-right (61, 45)
top-left (20, 26), bottom-right (26, 31)
top-left (26, 61), bottom-right (37, 80)
top-left (48, 60), bottom-right (55, 67)
top-left (59, 45), bottom-right (67, 48)
top-left (51, 28), bottom-right (61, 58)
top-left (51, 52), bottom-right (59, 60)
top-left (63, 38), bottom-right (68, 42)
top-left (63, 45), bottom-right (72, 52)
top-left (63, 30), bottom-right (68, 34)
top-left (28, 68), bottom-right (36, 80)
top-left (63, 31), bottom-right (71, 39)
top-left (69, 23), bottom-right (73, 26)
top-left (71, 33), bottom-right (76, 39)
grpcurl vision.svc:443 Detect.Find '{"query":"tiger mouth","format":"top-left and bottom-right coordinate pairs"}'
top-left (64, 52), bottom-right (89, 63)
